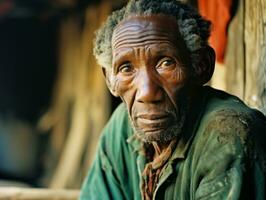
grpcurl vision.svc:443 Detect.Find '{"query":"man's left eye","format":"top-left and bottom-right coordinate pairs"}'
top-left (157, 57), bottom-right (176, 70)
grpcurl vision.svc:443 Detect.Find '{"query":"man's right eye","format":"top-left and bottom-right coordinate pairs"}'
top-left (118, 63), bottom-right (134, 74)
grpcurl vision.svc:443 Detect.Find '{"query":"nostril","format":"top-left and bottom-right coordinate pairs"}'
top-left (136, 85), bottom-right (164, 103)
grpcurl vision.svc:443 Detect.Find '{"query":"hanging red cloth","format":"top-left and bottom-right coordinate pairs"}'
top-left (198, 0), bottom-right (233, 63)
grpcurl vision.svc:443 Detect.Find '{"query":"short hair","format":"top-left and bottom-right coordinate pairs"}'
top-left (94, 0), bottom-right (211, 71)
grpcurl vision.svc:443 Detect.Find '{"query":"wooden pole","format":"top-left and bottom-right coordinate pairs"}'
top-left (49, 2), bottom-right (111, 188)
top-left (0, 188), bottom-right (79, 200)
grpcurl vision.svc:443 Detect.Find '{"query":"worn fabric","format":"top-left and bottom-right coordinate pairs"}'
top-left (142, 140), bottom-right (177, 200)
top-left (80, 86), bottom-right (266, 200)
top-left (198, 0), bottom-right (233, 63)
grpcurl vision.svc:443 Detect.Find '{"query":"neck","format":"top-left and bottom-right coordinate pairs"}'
top-left (151, 139), bottom-right (177, 159)
top-left (152, 141), bottom-right (170, 155)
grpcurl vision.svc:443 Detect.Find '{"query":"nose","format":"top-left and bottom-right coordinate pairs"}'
top-left (136, 70), bottom-right (163, 103)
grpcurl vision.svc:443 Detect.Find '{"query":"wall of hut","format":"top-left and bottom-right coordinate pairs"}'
top-left (0, 1), bottom-right (265, 198)
top-left (225, 0), bottom-right (266, 115)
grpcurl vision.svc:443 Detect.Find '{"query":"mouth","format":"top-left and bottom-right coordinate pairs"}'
top-left (137, 113), bottom-right (169, 120)
top-left (137, 116), bottom-right (169, 124)
top-left (137, 113), bottom-right (170, 123)
top-left (135, 113), bottom-right (172, 131)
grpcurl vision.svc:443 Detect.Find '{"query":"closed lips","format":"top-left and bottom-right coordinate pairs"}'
top-left (136, 114), bottom-right (171, 126)
top-left (136, 114), bottom-right (170, 120)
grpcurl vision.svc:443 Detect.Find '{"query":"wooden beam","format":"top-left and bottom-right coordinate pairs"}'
top-left (0, 188), bottom-right (79, 200)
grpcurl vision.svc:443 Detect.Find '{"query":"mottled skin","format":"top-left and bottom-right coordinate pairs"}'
top-left (102, 15), bottom-right (215, 149)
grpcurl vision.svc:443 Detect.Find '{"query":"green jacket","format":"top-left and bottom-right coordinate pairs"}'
top-left (80, 87), bottom-right (266, 200)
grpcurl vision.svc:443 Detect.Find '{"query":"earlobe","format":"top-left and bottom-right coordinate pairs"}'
top-left (101, 67), bottom-right (119, 97)
top-left (196, 45), bottom-right (215, 85)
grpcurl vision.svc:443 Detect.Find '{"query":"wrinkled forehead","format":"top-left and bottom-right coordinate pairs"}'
top-left (112, 15), bottom-right (181, 50)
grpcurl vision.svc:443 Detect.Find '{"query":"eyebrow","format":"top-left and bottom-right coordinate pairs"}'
top-left (152, 47), bottom-right (173, 55)
top-left (113, 43), bottom-right (181, 61)
top-left (112, 47), bottom-right (134, 66)
top-left (149, 43), bottom-right (180, 55)
top-left (149, 44), bottom-right (184, 65)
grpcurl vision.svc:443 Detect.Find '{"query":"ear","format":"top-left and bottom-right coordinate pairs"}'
top-left (195, 46), bottom-right (215, 85)
top-left (102, 67), bottom-right (119, 97)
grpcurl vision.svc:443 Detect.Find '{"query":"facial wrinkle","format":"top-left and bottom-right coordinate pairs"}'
top-left (165, 86), bottom-right (180, 119)
top-left (113, 23), bottom-right (177, 49)
top-left (113, 16), bottom-right (155, 36)
top-left (113, 23), bottom-right (147, 38)
top-left (114, 27), bottom-right (170, 38)
top-left (127, 46), bottom-right (141, 117)
top-left (145, 45), bottom-right (164, 91)
top-left (145, 45), bottom-right (152, 66)
top-left (113, 34), bottom-right (174, 49)
top-left (114, 37), bottom-right (171, 49)
top-left (113, 28), bottom-right (174, 41)
top-left (110, 15), bottom-right (191, 145)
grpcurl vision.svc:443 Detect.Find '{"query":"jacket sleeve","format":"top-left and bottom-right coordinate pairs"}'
top-left (79, 104), bottom-right (130, 200)
top-left (194, 109), bottom-right (266, 200)
top-left (79, 137), bottom-right (125, 200)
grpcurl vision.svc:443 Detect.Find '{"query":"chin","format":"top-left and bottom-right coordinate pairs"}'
top-left (135, 122), bottom-right (184, 144)
top-left (130, 102), bottom-right (189, 144)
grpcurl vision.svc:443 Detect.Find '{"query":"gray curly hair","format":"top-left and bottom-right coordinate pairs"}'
top-left (94, 0), bottom-right (211, 71)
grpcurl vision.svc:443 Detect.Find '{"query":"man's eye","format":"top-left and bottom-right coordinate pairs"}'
top-left (157, 58), bottom-right (176, 70)
top-left (118, 63), bottom-right (134, 74)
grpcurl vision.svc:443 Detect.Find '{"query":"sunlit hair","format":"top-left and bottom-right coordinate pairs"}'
top-left (94, 0), bottom-right (211, 72)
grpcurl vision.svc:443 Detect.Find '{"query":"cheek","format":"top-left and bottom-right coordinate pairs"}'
top-left (160, 68), bottom-right (188, 110)
top-left (168, 68), bottom-right (187, 84)
top-left (162, 68), bottom-right (187, 94)
top-left (112, 75), bottom-right (135, 101)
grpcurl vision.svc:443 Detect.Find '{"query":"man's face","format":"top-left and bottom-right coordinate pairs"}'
top-left (109, 15), bottom-right (192, 144)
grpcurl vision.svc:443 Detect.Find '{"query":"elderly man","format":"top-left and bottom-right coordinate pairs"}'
top-left (80, 0), bottom-right (266, 199)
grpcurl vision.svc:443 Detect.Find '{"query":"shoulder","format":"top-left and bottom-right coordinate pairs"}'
top-left (196, 87), bottom-right (266, 157)
top-left (189, 87), bottom-right (266, 193)
top-left (201, 86), bottom-right (265, 133)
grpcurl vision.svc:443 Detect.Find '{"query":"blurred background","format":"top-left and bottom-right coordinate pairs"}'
top-left (0, 0), bottom-right (265, 198)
